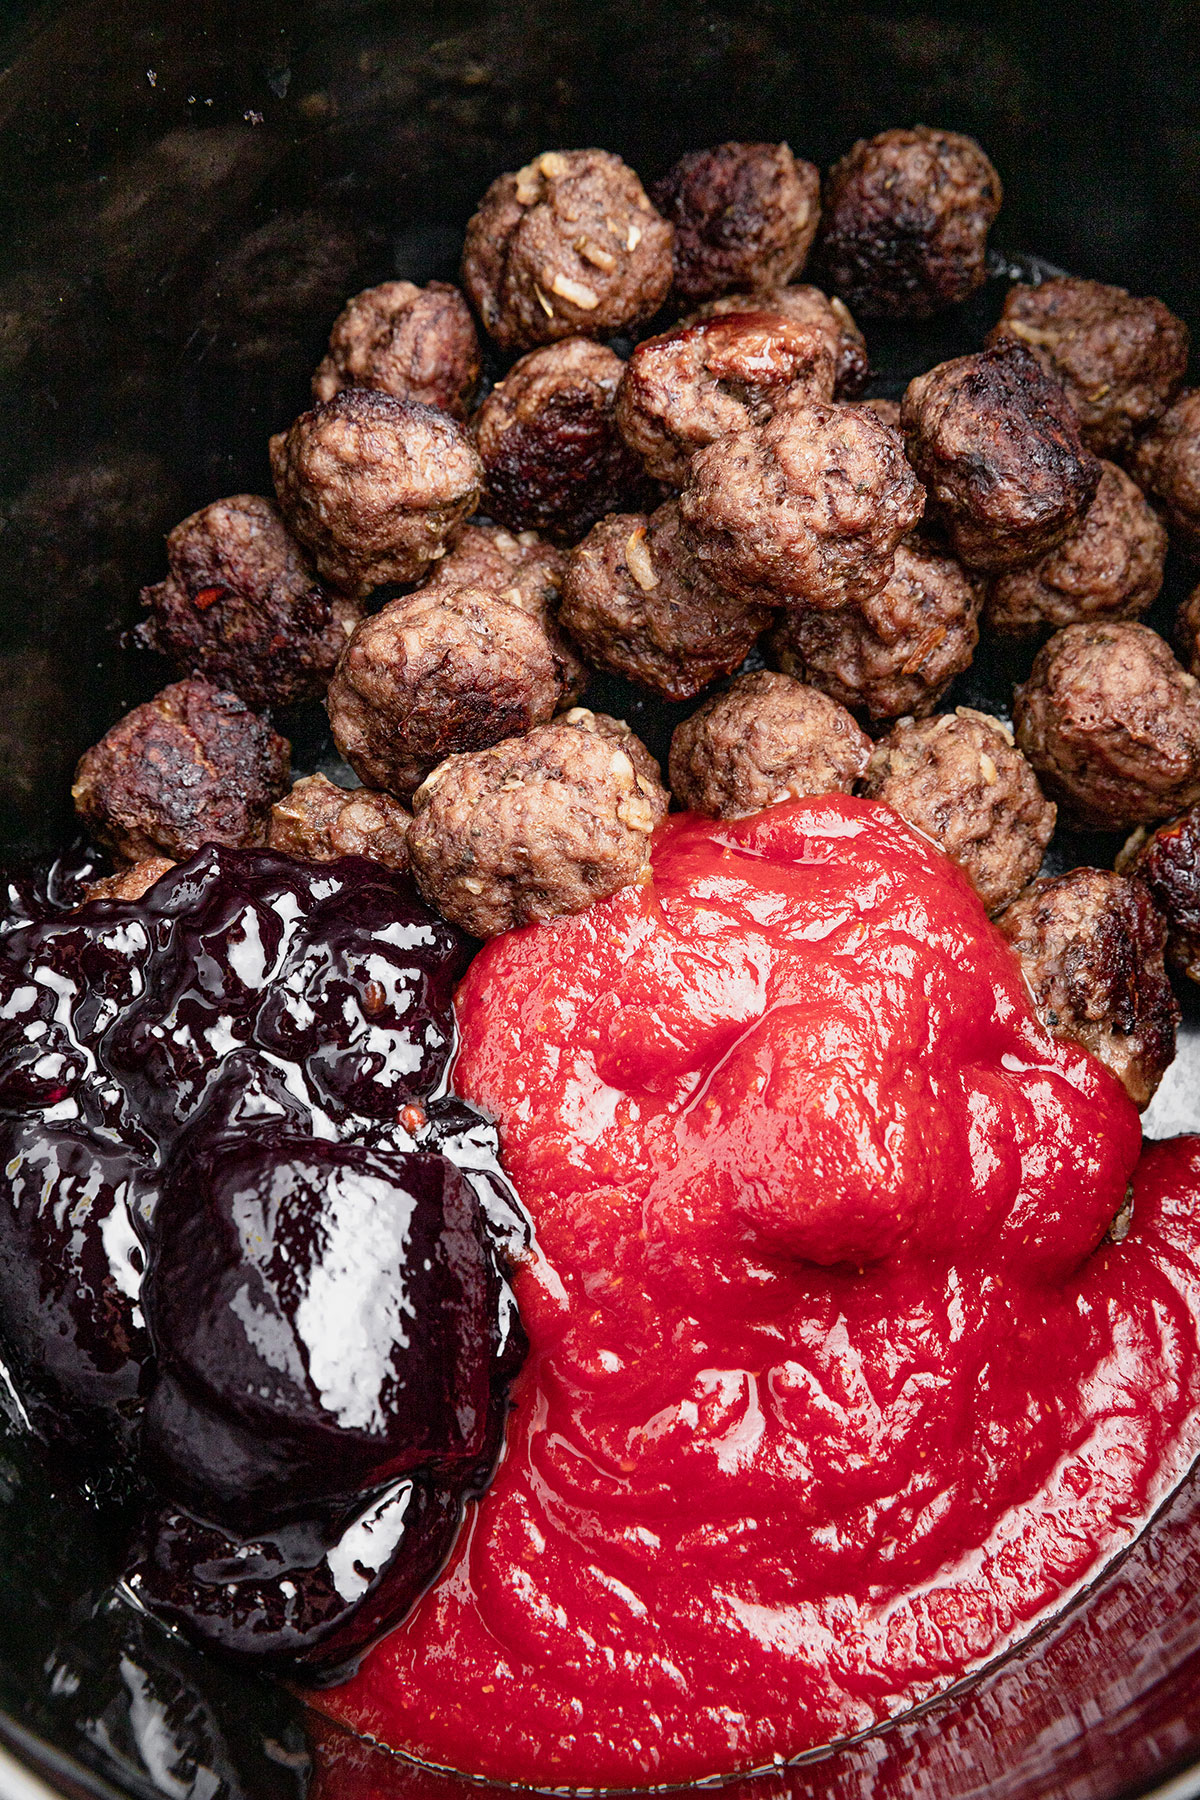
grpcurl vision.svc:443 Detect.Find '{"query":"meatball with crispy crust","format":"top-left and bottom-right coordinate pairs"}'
top-left (72, 679), bottom-right (290, 863)
top-left (902, 341), bottom-right (1102, 572)
top-left (266, 773), bottom-right (411, 869)
top-left (650, 142), bottom-right (821, 302)
top-left (1122, 803), bottom-right (1200, 984)
top-left (996, 868), bottom-right (1178, 1108)
top-left (696, 284), bottom-right (868, 397)
top-left (423, 522), bottom-right (585, 697)
top-left (560, 501), bottom-right (771, 700)
top-left (408, 713), bottom-right (668, 938)
top-left (1129, 389), bottom-right (1200, 558)
top-left (270, 390), bottom-right (482, 598)
top-left (679, 392), bottom-right (925, 609)
top-left (461, 149), bottom-right (674, 352)
top-left (615, 312), bottom-right (836, 486)
top-left (862, 709), bottom-right (1055, 914)
top-left (669, 670), bottom-right (870, 819)
top-left (1014, 621), bottom-right (1200, 829)
top-left (987, 278), bottom-right (1189, 458)
top-left (82, 858), bottom-right (176, 904)
top-left (311, 280), bottom-right (481, 420)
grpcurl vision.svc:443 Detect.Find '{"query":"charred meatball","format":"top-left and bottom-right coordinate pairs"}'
top-left (423, 522), bottom-right (585, 697)
top-left (266, 773), bottom-right (411, 870)
top-left (471, 340), bottom-right (651, 542)
top-left (311, 280), bottom-right (481, 421)
top-left (862, 709), bottom-right (1055, 914)
top-left (461, 149), bottom-right (674, 352)
top-left (669, 670), bottom-right (870, 818)
top-left (987, 278), bottom-right (1189, 457)
top-left (768, 530), bottom-right (981, 722)
top-left (72, 679), bottom-right (290, 863)
top-left (696, 284), bottom-right (868, 397)
top-left (817, 127), bottom-right (1002, 320)
top-left (1014, 621), bottom-right (1200, 828)
top-left (1129, 389), bottom-right (1200, 558)
top-left (1123, 804), bottom-right (1200, 984)
top-left (82, 858), bottom-right (176, 904)
top-left (650, 142), bottom-right (821, 302)
top-left (270, 390), bottom-right (482, 597)
top-left (680, 392), bottom-right (925, 608)
top-left (996, 868), bottom-right (1178, 1108)
top-left (615, 312), bottom-right (836, 486)
top-left (408, 713), bottom-right (668, 938)
top-left (137, 495), bottom-right (358, 710)
top-left (902, 340), bottom-right (1102, 572)
top-left (560, 501), bottom-right (770, 700)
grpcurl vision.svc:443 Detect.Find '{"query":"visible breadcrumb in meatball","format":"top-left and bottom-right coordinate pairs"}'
top-left (862, 709), bottom-right (1055, 914)
top-left (311, 280), bottom-right (482, 420)
top-left (680, 392), bottom-right (925, 608)
top-left (817, 126), bottom-right (1002, 320)
top-left (137, 495), bottom-right (358, 710)
top-left (423, 522), bottom-right (585, 698)
top-left (985, 460), bottom-right (1167, 636)
top-left (987, 277), bottom-right (1189, 457)
top-left (461, 149), bottom-right (674, 352)
top-left (72, 678), bottom-right (290, 863)
top-left (82, 858), bottom-right (176, 904)
top-left (696, 284), bottom-right (869, 397)
top-left (669, 670), bottom-right (870, 818)
top-left (1014, 621), bottom-right (1200, 828)
top-left (408, 713), bottom-right (668, 938)
top-left (1122, 803), bottom-right (1200, 984)
top-left (650, 142), bottom-right (821, 302)
top-left (768, 530), bottom-right (981, 722)
top-left (559, 501), bottom-right (771, 700)
top-left (557, 706), bottom-right (665, 789)
top-left (1129, 389), bottom-right (1200, 558)
top-left (614, 312), bottom-right (836, 485)
top-left (269, 389), bottom-right (482, 597)
top-left (266, 773), bottom-right (411, 869)
top-left (902, 340), bottom-right (1102, 572)
top-left (995, 868), bottom-right (1178, 1108)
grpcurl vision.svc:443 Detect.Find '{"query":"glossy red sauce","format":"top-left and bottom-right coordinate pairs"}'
top-left (319, 799), bottom-right (1200, 1789)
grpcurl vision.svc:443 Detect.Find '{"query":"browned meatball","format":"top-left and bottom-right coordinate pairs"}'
top-left (136, 495), bottom-right (358, 710)
top-left (985, 460), bottom-right (1167, 636)
top-left (695, 284), bottom-right (868, 397)
top-left (408, 712), bottom-right (668, 938)
top-left (669, 670), bottom-right (870, 818)
top-left (614, 312), bottom-right (836, 486)
top-left (470, 339), bottom-right (651, 542)
top-left (461, 149), bottom-right (674, 352)
top-left (560, 501), bottom-right (771, 700)
top-left (72, 679), bottom-right (290, 863)
top-left (902, 340), bottom-right (1102, 572)
top-left (1014, 621), bottom-right (1200, 829)
top-left (269, 390), bottom-right (482, 598)
top-left (423, 522), bottom-right (585, 697)
top-left (995, 868), bottom-right (1178, 1108)
top-left (1129, 389), bottom-right (1200, 557)
top-left (1178, 581), bottom-right (1200, 678)
top-left (853, 396), bottom-right (902, 431)
top-left (862, 710), bottom-right (1055, 914)
top-left (311, 280), bottom-right (481, 421)
top-left (266, 773), bottom-right (411, 869)
top-left (558, 706), bottom-right (665, 790)
top-left (82, 858), bottom-right (176, 904)
top-left (768, 530), bottom-right (981, 722)
top-left (679, 392), bottom-right (925, 608)
top-left (650, 142), bottom-right (821, 302)
top-left (987, 278), bottom-right (1189, 458)
top-left (817, 127), bottom-right (1002, 320)
top-left (1122, 804), bottom-right (1200, 983)
top-left (326, 587), bottom-right (578, 800)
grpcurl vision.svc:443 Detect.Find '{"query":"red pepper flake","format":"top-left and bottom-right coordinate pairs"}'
top-left (399, 1103), bottom-right (427, 1135)
top-left (362, 979), bottom-right (387, 1014)
top-left (192, 586), bottom-right (226, 611)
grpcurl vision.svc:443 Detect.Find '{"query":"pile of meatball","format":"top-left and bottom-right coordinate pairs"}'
top-left (71, 127), bottom-right (1200, 1117)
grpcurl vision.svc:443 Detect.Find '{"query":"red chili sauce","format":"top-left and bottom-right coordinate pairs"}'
top-left (321, 798), bottom-right (1200, 1789)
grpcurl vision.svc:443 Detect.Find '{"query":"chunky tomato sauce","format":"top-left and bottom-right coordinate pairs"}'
top-left (320, 799), bottom-right (1200, 1789)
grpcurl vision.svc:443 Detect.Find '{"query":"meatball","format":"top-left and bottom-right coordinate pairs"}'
top-left (1178, 581), bottom-right (1200, 678)
top-left (311, 280), bottom-right (481, 421)
top-left (408, 713), bottom-right (668, 938)
top-left (669, 670), bottom-right (870, 818)
top-left (422, 523), bottom-right (585, 698)
top-left (696, 284), bottom-right (869, 397)
top-left (768, 530), bottom-right (981, 722)
top-left (1014, 621), bottom-right (1200, 829)
top-left (470, 339), bottom-right (651, 542)
top-left (995, 868), bottom-right (1178, 1109)
top-left (1123, 804), bottom-right (1200, 983)
top-left (985, 460), bottom-right (1167, 637)
top-left (862, 710), bottom-right (1055, 914)
top-left (649, 142), bottom-right (821, 302)
top-left (987, 278), bottom-right (1189, 457)
top-left (1129, 388), bottom-right (1200, 558)
top-left (614, 312), bottom-right (836, 486)
top-left (559, 501), bottom-right (771, 700)
top-left (269, 390), bottom-right (482, 598)
top-left (137, 495), bottom-right (358, 710)
top-left (461, 149), bottom-right (674, 352)
top-left (72, 679), bottom-right (290, 863)
top-left (902, 340), bottom-right (1102, 573)
top-left (679, 392), bottom-right (925, 609)
top-left (82, 858), bottom-right (176, 904)
top-left (326, 588), bottom-right (578, 800)
top-left (557, 706), bottom-right (665, 790)
top-left (817, 126), bottom-right (1002, 320)
top-left (853, 396), bottom-right (902, 431)
top-left (266, 773), bottom-right (411, 870)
